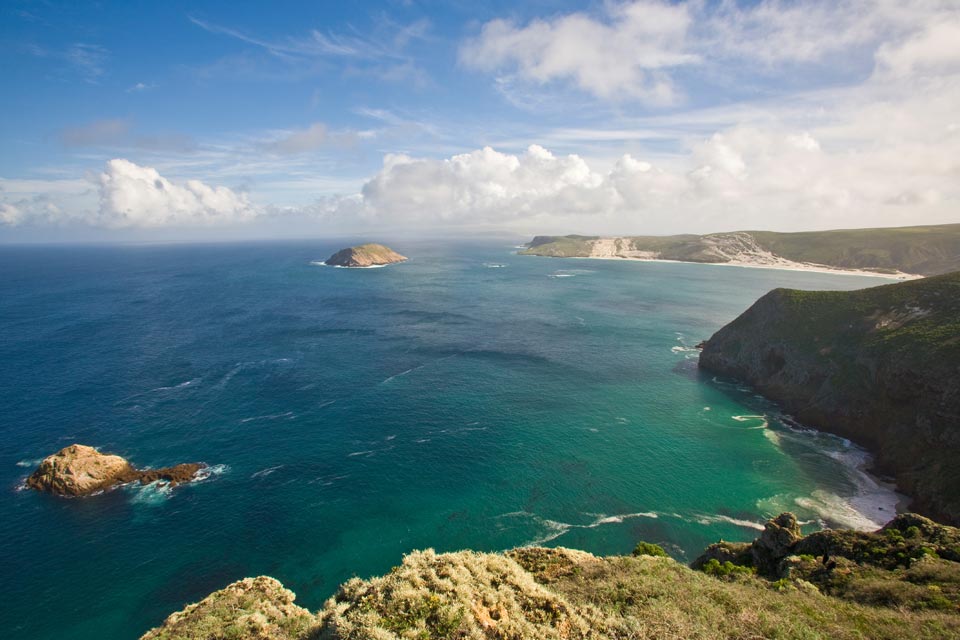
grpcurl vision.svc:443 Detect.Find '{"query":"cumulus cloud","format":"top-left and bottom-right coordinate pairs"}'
top-left (315, 115), bottom-right (959, 233)
top-left (95, 159), bottom-right (259, 228)
top-left (461, 0), bottom-right (960, 104)
top-left (460, 1), bottom-right (696, 104)
top-left (0, 203), bottom-right (23, 225)
top-left (356, 145), bottom-right (616, 222)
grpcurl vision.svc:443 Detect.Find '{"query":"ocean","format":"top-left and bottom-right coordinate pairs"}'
top-left (0, 240), bottom-right (902, 638)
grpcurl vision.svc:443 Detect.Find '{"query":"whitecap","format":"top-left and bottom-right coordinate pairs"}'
top-left (150, 377), bottom-right (201, 393)
top-left (500, 510), bottom-right (659, 547)
top-left (129, 481), bottom-right (174, 506)
top-left (251, 465), bottom-right (284, 479)
top-left (16, 458), bottom-right (42, 468)
top-left (731, 414), bottom-right (769, 429)
top-left (794, 490), bottom-right (894, 532)
top-left (694, 514), bottom-right (765, 531)
top-left (240, 411), bottom-right (296, 423)
top-left (347, 450), bottom-right (375, 457)
top-left (589, 512), bottom-right (659, 526)
top-left (194, 464), bottom-right (228, 482)
top-left (312, 261), bottom-right (388, 269)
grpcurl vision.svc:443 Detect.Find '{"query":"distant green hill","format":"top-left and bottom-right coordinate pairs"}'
top-left (700, 271), bottom-right (960, 524)
top-left (521, 223), bottom-right (960, 275)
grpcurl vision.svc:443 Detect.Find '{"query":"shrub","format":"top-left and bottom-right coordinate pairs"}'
top-left (701, 559), bottom-right (753, 579)
top-left (632, 542), bottom-right (669, 558)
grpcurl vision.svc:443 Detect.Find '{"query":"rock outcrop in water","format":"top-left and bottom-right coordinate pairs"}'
top-left (26, 444), bottom-right (205, 497)
top-left (699, 271), bottom-right (960, 525)
top-left (323, 243), bottom-right (407, 267)
top-left (141, 514), bottom-right (960, 639)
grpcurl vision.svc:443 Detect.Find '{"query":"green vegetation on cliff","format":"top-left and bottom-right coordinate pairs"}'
top-left (521, 223), bottom-right (960, 275)
top-left (141, 514), bottom-right (960, 640)
top-left (699, 271), bottom-right (960, 524)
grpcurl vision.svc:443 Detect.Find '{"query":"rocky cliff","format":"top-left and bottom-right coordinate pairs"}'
top-left (324, 243), bottom-right (407, 267)
top-left (699, 272), bottom-right (960, 524)
top-left (26, 444), bottom-right (205, 496)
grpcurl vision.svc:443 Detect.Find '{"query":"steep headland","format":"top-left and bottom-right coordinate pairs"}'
top-left (141, 513), bottom-right (960, 639)
top-left (323, 243), bottom-right (407, 267)
top-left (26, 444), bottom-right (205, 497)
top-left (699, 271), bottom-right (960, 524)
top-left (521, 223), bottom-right (960, 276)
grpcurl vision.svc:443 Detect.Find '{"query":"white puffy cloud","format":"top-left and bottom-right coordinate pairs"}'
top-left (461, 1), bottom-right (960, 104)
top-left (317, 112), bottom-right (959, 233)
top-left (353, 145), bottom-right (617, 223)
top-left (875, 17), bottom-right (960, 77)
top-left (460, 1), bottom-right (696, 104)
top-left (95, 159), bottom-right (259, 228)
top-left (0, 203), bottom-right (23, 225)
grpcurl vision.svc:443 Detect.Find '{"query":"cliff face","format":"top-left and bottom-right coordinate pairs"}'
top-left (699, 272), bottom-right (960, 524)
top-left (324, 243), bottom-right (407, 267)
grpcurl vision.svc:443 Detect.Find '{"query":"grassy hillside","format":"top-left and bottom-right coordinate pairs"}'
top-left (750, 224), bottom-right (960, 275)
top-left (140, 513), bottom-right (960, 639)
top-left (700, 271), bottom-right (960, 524)
top-left (521, 223), bottom-right (960, 275)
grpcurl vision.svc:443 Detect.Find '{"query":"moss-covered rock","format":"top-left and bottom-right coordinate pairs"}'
top-left (140, 576), bottom-right (319, 640)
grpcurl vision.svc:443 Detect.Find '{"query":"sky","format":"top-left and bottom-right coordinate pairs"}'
top-left (1, 0), bottom-right (959, 242)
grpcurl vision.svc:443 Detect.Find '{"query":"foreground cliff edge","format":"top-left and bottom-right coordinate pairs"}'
top-left (699, 270), bottom-right (960, 525)
top-left (141, 513), bottom-right (960, 639)
top-left (323, 243), bottom-right (407, 268)
top-left (26, 444), bottom-right (205, 496)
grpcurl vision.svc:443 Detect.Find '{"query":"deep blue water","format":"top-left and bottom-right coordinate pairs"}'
top-left (0, 241), bottom-right (902, 638)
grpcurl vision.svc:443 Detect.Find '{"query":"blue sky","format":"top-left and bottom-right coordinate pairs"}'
top-left (2, 1), bottom-right (959, 241)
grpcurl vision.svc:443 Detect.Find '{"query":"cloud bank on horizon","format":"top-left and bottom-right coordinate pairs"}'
top-left (1, 0), bottom-right (959, 239)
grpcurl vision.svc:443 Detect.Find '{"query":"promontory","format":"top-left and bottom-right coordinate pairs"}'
top-left (323, 243), bottom-right (407, 268)
top-left (699, 271), bottom-right (960, 524)
top-left (26, 444), bottom-right (205, 497)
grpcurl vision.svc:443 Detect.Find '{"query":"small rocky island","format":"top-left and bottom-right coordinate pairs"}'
top-left (324, 243), bottom-right (407, 268)
top-left (26, 444), bottom-right (205, 497)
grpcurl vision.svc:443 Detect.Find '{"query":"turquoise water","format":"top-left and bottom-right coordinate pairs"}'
top-left (0, 241), bottom-right (901, 638)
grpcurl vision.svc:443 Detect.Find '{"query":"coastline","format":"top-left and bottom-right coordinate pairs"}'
top-left (520, 252), bottom-right (922, 280)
